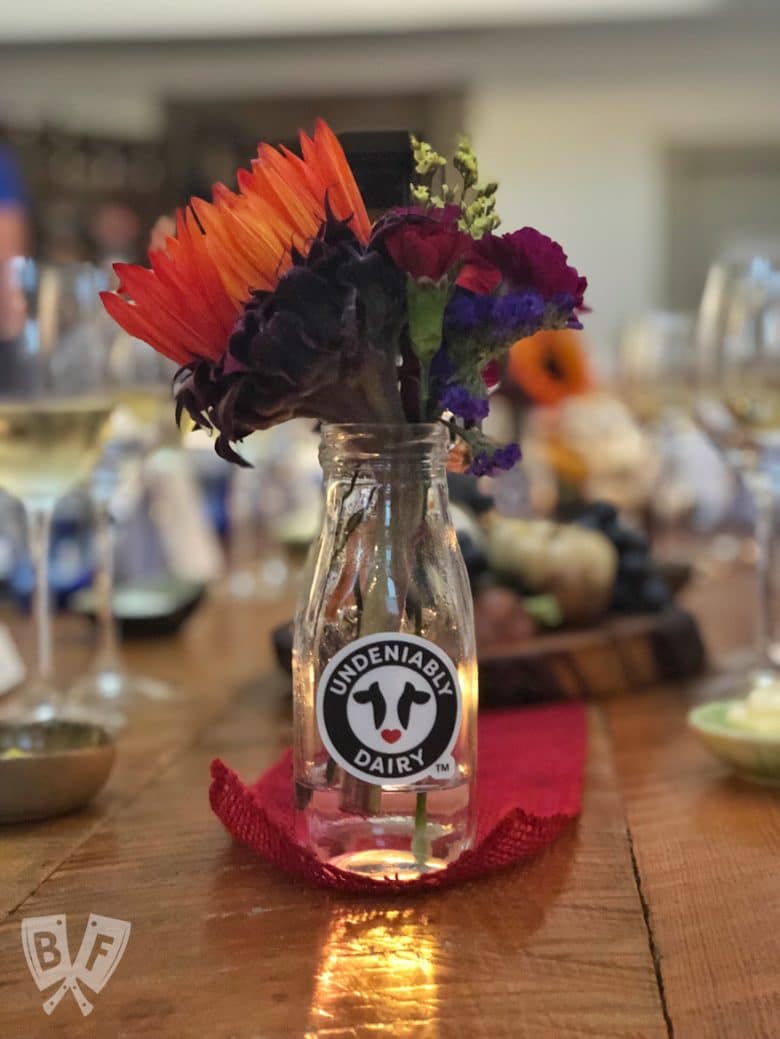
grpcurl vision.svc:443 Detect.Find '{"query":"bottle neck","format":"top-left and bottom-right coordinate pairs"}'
top-left (320, 423), bottom-right (449, 485)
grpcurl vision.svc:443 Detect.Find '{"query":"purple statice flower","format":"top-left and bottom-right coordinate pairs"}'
top-left (444, 292), bottom-right (495, 330)
top-left (544, 291), bottom-right (584, 329)
top-left (469, 442), bottom-right (521, 477)
top-left (440, 384), bottom-right (490, 423)
top-left (493, 291), bottom-right (546, 332)
top-left (430, 346), bottom-right (456, 382)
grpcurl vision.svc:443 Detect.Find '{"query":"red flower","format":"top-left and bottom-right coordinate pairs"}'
top-left (481, 359), bottom-right (500, 389)
top-left (382, 216), bottom-right (471, 283)
top-left (459, 227), bottom-right (586, 306)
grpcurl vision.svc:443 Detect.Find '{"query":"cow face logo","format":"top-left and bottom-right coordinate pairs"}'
top-left (316, 633), bottom-right (461, 785)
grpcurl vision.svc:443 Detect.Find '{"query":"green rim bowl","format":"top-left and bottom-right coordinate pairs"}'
top-left (688, 700), bottom-right (780, 787)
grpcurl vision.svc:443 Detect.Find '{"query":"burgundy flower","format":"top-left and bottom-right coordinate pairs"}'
top-left (460, 228), bottom-right (586, 307)
top-left (383, 218), bottom-right (471, 283)
top-left (481, 359), bottom-right (500, 389)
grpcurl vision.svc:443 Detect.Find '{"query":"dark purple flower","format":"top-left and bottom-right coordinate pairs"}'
top-left (175, 208), bottom-right (406, 462)
top-left (371, 204), bottom-right (461, 241)
top-left (469, 442), bottom-right (521, 477)
top-left (440, 384), bottom-right (490, 423)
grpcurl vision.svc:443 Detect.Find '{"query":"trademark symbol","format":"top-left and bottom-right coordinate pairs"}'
top-left (436, 761), bottom-right (451, 774)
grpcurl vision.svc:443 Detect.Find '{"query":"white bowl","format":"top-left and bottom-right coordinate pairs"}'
top-left (688, 700), bottom-right (780, 786)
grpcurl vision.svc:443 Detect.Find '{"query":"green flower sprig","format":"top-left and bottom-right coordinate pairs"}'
top-left (409, 133), bottom-right (501, 238)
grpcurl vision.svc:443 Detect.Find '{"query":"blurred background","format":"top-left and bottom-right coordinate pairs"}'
top-left (3, 1), bottom-right (780, 358)
top-left (2, 0), bottom-right (780, 720)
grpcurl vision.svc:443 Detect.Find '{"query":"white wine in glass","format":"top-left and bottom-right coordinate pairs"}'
top-left (0, 398), bottom-right (111, 510)
top-left (0, 258), bottom-right (115, 722)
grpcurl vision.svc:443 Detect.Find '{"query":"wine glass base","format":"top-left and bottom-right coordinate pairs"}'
top-left (718, 661), bottom-right (780, 699)
top-left (226, 561), bottom-right (291, 601)
top-left (0, 681), bottom-right (125, 731)
top-left (70, 667), bottom-right (183, 706)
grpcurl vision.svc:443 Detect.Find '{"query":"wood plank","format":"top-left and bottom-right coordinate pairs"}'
top-left (0, 595), bottom-right (293, 921)
top-left (0, 674), bottom-right (667, 1038)
top-left (606, 687), bottom-right (780, 1039)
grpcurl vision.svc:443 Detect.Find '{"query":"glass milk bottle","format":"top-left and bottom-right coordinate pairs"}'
top-left (293, 423), bottom-right (478, 879)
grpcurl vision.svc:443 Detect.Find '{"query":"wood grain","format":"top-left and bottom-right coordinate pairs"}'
top-left (606, 687), bottom-right (780, 1039)
top-left (0, 595), bottom-right (293, 921)
top-left (0, 691), bottom-right (666, 1039)
top-left (0, 565), bottom-right (777, 1037)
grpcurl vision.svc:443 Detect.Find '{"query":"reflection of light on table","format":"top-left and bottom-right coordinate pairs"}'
top-left (307, 907), bottom-right (438, 1038)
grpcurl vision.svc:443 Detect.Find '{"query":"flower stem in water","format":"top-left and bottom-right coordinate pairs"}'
top-left (412, 791), bottom-right (430, 867)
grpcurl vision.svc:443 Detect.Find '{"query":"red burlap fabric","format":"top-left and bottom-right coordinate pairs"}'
top-left (210, 703), bottom-right (586, 893)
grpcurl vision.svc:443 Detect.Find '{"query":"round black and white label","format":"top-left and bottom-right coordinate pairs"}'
top-left (316, 633), bottom-right (462, 786)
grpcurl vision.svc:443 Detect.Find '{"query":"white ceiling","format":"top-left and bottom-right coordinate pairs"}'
top-left (0, 0), bottom-right (719, 43)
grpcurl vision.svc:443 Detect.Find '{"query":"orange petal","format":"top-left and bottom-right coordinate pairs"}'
top-left (101, 119), bottom-right (371, 364)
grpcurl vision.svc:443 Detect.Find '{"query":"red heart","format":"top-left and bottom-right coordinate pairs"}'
top-left (381, 729), bottom-right (401, 744)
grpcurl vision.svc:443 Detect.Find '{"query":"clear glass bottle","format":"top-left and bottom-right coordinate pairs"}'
top-left (293, 423), bottom-right (478, 879)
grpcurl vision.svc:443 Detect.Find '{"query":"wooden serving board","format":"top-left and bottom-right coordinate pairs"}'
top-left (272, 607), bottom-right (706, 706)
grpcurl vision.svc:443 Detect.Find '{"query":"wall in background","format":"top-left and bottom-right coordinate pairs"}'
top-left (2, 16), bottom-right (780, 363)
top-left (467, 73), bottom-right (780, 363)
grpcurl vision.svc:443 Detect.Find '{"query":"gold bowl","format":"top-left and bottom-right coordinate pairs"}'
top-left (0, 720), bottom-right (116, 823)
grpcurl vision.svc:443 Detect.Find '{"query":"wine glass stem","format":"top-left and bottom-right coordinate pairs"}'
top-left (26, 505), bottom-right (54, 684)
top-left (751, 471), bottom-right (776, 665)
top-left (93, 498), bottom-right (120, 671)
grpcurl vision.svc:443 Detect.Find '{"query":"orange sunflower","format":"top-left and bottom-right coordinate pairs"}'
top-left (101, 120), bottom-right (371, 366)
top-left (507, 328), bottom-right (592, 406)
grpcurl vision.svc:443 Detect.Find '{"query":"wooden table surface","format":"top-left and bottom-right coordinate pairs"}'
top-left (0, 567), bottom-right (778, 1038)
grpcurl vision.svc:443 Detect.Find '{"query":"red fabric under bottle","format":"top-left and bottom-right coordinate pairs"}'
top-left (210, 703), bottom-right (586, 894)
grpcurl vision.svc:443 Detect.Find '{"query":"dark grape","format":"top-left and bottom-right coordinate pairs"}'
top-left (573, 513), bottom-right (603, 532)
top-left (575, 501), bottom-right (670, 614)
top-left (448, 473), bottom-right (495, 515)
top-left (609, 527), bottom-right (648, 554)
top-left (588, 502), bottom-right (618, 526)
top-left (611, 584), bottom-right (637, 613)
top-left (457, 531), bottom-right (488, 580)
top-left (640, 574), bottom-right (672, 611)
top-left (618, 549), bottom-right (648, 578)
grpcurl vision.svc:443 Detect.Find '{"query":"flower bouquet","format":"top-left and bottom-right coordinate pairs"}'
top-left (102, 121), bottom-right (586, 877)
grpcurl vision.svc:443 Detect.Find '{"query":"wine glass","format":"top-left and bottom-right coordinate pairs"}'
top-left (0, 258), bottom-right (114, 721)
top-left (618, 310), bottom-right (697, 423)
top-left (69, 326), bottom-right (183, 707)
top-left (223, 421), bottom-right (320, 601)
top-left (696, 250), bottom-right (780, 687)
top-left (616, 309), bottom-right (739, 559)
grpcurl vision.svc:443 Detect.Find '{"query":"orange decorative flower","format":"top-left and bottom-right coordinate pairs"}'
top-left (507, 329), bottom-right (592, 406)
top-left (101, 120), bottom-right (370, 366)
